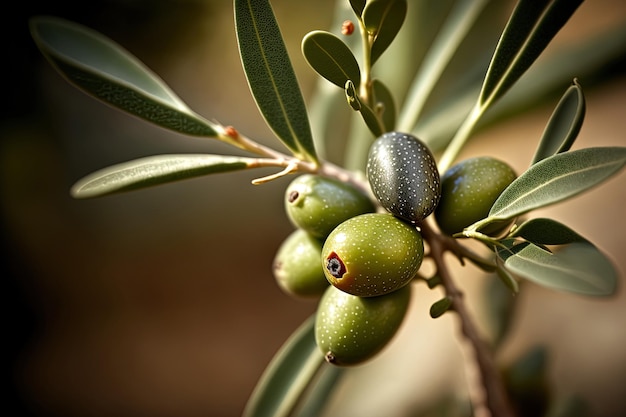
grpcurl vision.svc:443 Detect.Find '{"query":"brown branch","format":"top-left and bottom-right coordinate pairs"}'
top-left (422, 220), bottom-right (517, 417)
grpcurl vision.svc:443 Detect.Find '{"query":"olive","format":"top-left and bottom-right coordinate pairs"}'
top-left (315, 284), bottom-right (411, 366)
top-left (285, 174), bottom-right (376, 238)
top-left (435, 156), bottom-right (517, 236)
top-left (273, 229), bottom-right (329, 298)
top-left (321, 213), bottom-right (423, 297)
top-left (366, 131), bottom-right (441, 224)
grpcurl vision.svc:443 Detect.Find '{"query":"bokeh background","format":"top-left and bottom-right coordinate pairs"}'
top-left (3, 1), bottom-right (626, 416)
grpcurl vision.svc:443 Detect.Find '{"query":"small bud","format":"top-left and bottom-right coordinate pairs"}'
top-left (341, 20), bottom-right (355, 36)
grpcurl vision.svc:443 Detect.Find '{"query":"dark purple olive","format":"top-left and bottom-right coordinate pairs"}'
top-left (366, 132), bottom-right (441, 224)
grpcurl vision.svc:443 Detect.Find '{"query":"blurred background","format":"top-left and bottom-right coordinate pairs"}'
top-left (3, 1), bottom-right (626, 416)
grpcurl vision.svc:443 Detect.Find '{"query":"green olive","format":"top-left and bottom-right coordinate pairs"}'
top-left (321, 213), bottom-right (423, 297)
top-left (366, 131), bottom-right (441, 224)
top-left (435, 156), bottom-right (517, 236)
top-left (285, 174), bottom-right (376, 238)
top-left (315, 284), bottom-right (411, 366)
top-left (273, 229), bottom-right (329, 298)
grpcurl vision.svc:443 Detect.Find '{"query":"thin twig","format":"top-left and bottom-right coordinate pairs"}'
top-left (422, 220), bottom-right (517, 417)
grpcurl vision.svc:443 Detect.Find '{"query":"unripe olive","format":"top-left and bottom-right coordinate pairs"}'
top-left (273, 229), bottom-right (329, 298)
top-left (315, 284), bottom-right (411, 366)
top-left (285, 174), bottom-right (376, 238)
top-left (366, 131), bottom-right (441, 224)
top-left (321, 213), bottom-right (423, 297)
top-left (435, 156), bottom-right (517, 236)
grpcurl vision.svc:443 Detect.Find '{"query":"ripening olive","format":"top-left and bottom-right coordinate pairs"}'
top-left (321, 213), bottom-right (423, 297)
top-left (366, 131), bottom-right (441, 224)
top-left (273, 229), bottom-right (329, 298)
top-left (315, 284), bottom-right (411, 366)
top-left (285, 174), bottom-right (376, 238)
top-left (435, 156), bottom-right (517, 236)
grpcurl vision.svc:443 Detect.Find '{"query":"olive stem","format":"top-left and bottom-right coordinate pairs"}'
top-left (422, 220), bottom-right (517, 417)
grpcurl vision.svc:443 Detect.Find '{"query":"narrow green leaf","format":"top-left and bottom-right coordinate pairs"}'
top-left (234, 0), bottom-right (317, 163)
top-left (243, 316), bottom-right (325, 417)
top-left (29, 16), bottom-right (221, 139)
top-left (531, 79), bottom-right (585, 164)
top-left (70, 154), bottom-right (264, 199)
top-left (363, 0), bottom-right (407, 65)
top-left (510, 218), bottom-right (588, 246)
top-left (372, 78), bottom-right (396, 132)
top-left (350, 0), bottom-right (366, 18)
top-left (479, 0), bottom-right (583, 108)
top-left (293, 366), bottom-right (343, 417)
top-left (397, 0), bottom-right (490, 132)
top-left (488, 147), bottom-right (626, 220)
top-left (302, 30), bottom-right (361, 88)
top-left (502, 242), bottom-right (618, 296)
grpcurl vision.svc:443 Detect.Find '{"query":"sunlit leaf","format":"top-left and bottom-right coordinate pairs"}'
top-left (531, 79), bottom-right (585, 164)
top-left (479, 0), bottom-right (584, 108)
top-left (488, 147), bottom-right (626, 220)
top-left (397, 0), bottom-right (490, 132)
top-left (372, 78), bottom-right (396, 131)
top-left (501, 242), bottom-right (618, 296)
top-left (363, 0), bottom-right (407, 65)
top-left (415, 22), bottom-right (626, 152)
top-left (302, 30), bottom-right (361, 88)
top-left (234, 0), bottom-right (317, 163)
top-left (510, 218), bottom-right (588, 246)
top-left (29, 16), bottom-right (222, 139)
top-left (71, 154), bottom-right (266, 198)
top-left (243, 316), bottom-right (325, 417)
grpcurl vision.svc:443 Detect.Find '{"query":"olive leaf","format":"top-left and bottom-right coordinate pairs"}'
top-left (487, 147), bottom-right (626, 221)
top-left (234, 0), bottom-right (318, 163)
top-left (415, 22), bottom-right (626, 153)
top-left (531, 79), bottom-right (585, 164)
top-left (350, 0), bottom-right (366, 17)
top-left (302, 30), bottom-right (361, 88)
top-left (242, 316), bottom-right (326, 417)
top-left (500, 242), bottom-right (618, 296)
top-left (70, 154), bottom-right (271, 199)
top-left (345, 80), bottom-right (384, 136)
top-left (291, 365), bottom-right (343, 417)
top-left (479, 0), bottom-right (584, 109)
top-left (397, 0), bottom-right (490, 132)
top-left (496, 265), bottom-right (520, 294)
top-left (362, 0), bottom-right (407, 65)
top-left (371, 79), bottom-right (396, 132)
top-left (28, 16), bottom-right (224, 140)
top-left (509, 218), bottom-right (588, 246)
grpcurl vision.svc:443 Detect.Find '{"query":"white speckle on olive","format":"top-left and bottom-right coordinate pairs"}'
top-left (321, 213), bottom-right (424, 297)
top-left (366, 132), bottom-right (441, 224)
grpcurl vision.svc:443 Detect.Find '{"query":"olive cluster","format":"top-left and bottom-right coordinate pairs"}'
top-left (273, 132), bottom-right (442, 365)
top-left (273, 132), bottom-right (517, 366)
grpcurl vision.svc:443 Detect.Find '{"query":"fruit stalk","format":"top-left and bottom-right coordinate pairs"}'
top-left (422, 221), bottom-right (517, 417)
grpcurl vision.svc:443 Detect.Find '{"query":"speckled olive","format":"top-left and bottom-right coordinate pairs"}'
top-left (285, 174), bottom-right (376, 238)
top-left (315, 284), bottom-right (411, 366)
top-left (321, 213), bottom-right (423, 297)
top-left (366, 131), bottom-right (441, 224)
top-left (273, 229), bottom-right (329, 298)
top-left (435, 156), bottom-right (517, 236)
